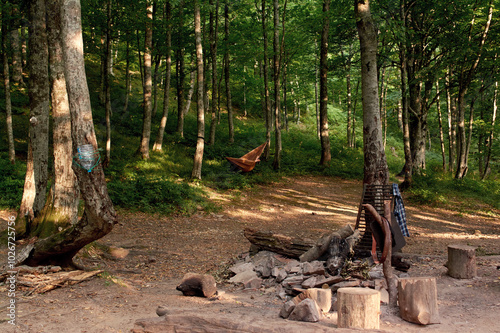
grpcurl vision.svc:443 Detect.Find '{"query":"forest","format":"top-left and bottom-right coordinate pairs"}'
top-left (0, 0), bottom-right (499, 267)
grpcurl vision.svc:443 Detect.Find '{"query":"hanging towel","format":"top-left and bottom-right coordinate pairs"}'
top-left (392, 183), bottom-right (410, 237)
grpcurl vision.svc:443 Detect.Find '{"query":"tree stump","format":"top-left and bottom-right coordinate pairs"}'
top-left (337, 287), bottom-right (380, 329)
top-left (446, 244), bottom-right (477, 279)
top-left (398, 277), bottom-right (440, 325)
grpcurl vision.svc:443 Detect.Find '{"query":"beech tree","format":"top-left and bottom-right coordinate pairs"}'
top-left (319, 0), bottom-right (331, 165)
top-left (2, 2), bottom-right (15, 164)
top-left (355, 0), bottom-right (389, 185)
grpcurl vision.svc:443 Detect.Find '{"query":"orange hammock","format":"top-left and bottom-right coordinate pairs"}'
top-left (225, 143), bottom-right (267, 173)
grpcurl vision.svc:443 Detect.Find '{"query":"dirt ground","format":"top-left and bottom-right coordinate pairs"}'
top-left (1, 175), bottom-right (499, 332)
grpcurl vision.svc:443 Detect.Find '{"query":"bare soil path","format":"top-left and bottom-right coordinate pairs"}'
top-left (1, 175), bottom-right (499, 332)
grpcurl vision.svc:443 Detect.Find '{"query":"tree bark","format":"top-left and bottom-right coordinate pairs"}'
top-left (123, 39), bottom-right (131, 113)
top-left (262, 0), bottom-right (272, 160)
top-left (272, 0), bottom-right (281, 169)
top-left (191, 0), bottom-right (205, 180)
top-left (208, 0), bottom-right (219, 146)
top-left (104, 0), bottom-right (113, 166)
top-left (224, 1), bottom-right (234, 144)
top-left (337, 287), bottom-right (380, 329)
top-left (153, 1), bottom-right (172, 152)
top-left (243, 228), bottom-right (314, 259)
top-left (176, 0), bottom-right (186, 137)
top-left (398, 277), bottom-right (440, 325)
top-left (138, 1), bottom-right (154, 160)
top-left (436, 79), bottom-right (446, 171)
top-left (19, 0), bottom-right (50, 228)
top-left (319, 0), bottom-right (331, 165)
top-left (355, 0), bottom-right (389, 186)
top-left (2, 7), bottom-right (15, 164)
top-left (482, 81), bottom-right (497, 180)
top-left (9, 4), bottom-right (24, 85)
top-left (399, 13), bottom-right (412, 187)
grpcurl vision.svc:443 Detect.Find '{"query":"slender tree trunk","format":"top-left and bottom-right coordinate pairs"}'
top-left (19, 0), bottom-right (117, 267)
top-left (10, 4), bottom-right (24, 85)
top-left (272, 0), bottom-right (282, 169)
top-left (482, 81), bottom-right (497, 180)
top-left (355, 0), bottom-right (389, 186)
top-left (319, 0), bottom-right (331, 165)
top-left (104, 0), bottom-right (113, 166)
top-left (345, 50), bottom-right (353, 148)
top-left (191, 0), bottom-right (204, 180)
top-left (436, 79), bottom-right (446, 171)
top-left (176, 0), bottom-right (185, 137)
top-left (315, 39), bottom-right (320, 140)
top-left (224, 1), bottom-right (234, 144)
top-left (139, 1), bottom-right (154, 160)
top-left (19, 0), bottom-right (50, 229)
top-left (446, 69), bottom-right (456, 173)
top-left (123, 39), bottom-right (131, 113)
top-left (152, 55), bottom-right (161, 117)
top-left (153, 1), bottom-right (172, 152)
top-left (208, 0), bottom-right (219, 145)
top-left (2, 8), bottom-right (15, 164)
top-left (262, 0), bottom-right (271, 159)
top-left (455, 1), bottom-right (492, 179)
top-left (183, 68), bottom-right (196, 115)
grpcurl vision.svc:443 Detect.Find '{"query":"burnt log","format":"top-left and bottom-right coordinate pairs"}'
top-left (299, 224), bottom-right (354, 262)
top-left (243, 228), bottom-right (314, 258)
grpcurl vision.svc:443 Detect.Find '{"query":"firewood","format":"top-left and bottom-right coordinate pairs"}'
top-left (243, 228), bottom-right (314, 258)
top-left (299, 225), bottom-right (354, 262)
top-left (446, 244), bottom-right (477, 279)
top-left (337, 287), bottom-right (380, 329)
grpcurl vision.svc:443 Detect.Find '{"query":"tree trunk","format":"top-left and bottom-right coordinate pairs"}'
top-left (176, 0), bottom-right (186, 137)
top-left (446, 69), bottom-right (456, 173)
top-left (9, 4), bottom-right (24, 85)
top-left (42, 0), bottom-right (80, 234)
top-left (482, 81), bottom-right (497, 180)
top-left (183, 68), bottom-right (196, 115)
top-left (191, 0), bottom-right (205, 180)
top-left (18, 0), bottom-right (117, 267)
top-left (244, 228), bottom-right (314, 259)
top-left (208, 0), bottom-right (219, 146)
top-left (319, 0), bottom-right (331, 165)
top-left (399, 15), bottom-right (412, 187)
top-left (272, 0), bottom-right (281, 169)
top-left (436, 79), bottom-right (446, 171)
top-left (398, 277), bottom-right (440, 325)
top-left (337, 287), bottom-right (380, 329)
top-left (345, 48), bottom-right (353, 148)
top-left (19, 0), bottom-right (50, 229)
top-left (355, 0), bottom-right (389, 186)
top-left (2, 8), bottom-right (15, 164)
top-left (138, 1), bottom-right (154, 160)
top-left (224, 1), bottom-right (234, 144)
top-left (262, 0), bottom-right (271, 160)
top-left (315, 39), bottom-right (320, 140)
top-left (153, 1), bottom-right (172, 152)
top-left (123, 39), bottom-right (131, 113)
top-left (104, 0), bottom-right (113, 166)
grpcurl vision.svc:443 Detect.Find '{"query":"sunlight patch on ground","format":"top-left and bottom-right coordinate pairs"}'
top-left (225, 209), bottom-right (274, 221)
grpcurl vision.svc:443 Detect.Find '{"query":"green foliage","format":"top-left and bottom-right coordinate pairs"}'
top-left (0, 154), bottom-right (26, 209)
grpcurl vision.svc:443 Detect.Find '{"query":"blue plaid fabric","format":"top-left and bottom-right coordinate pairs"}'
top-left (392, 183), bottom-right (410, 237)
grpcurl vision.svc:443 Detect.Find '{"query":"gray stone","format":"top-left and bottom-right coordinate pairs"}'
top-left (292, 288), bottom-right (332, 313)
top-left (229, 269), bottom-right (258, 284)
top-left (302, 261), bottom-right (325, 276)
top-left (279, 300), bottom-right (296, 318)
top-left (288, 299), bottom-right (322, 322)
top-left (282, 275), bottom-right (305, 289)
top-left (244, 277), bottom-right (263, 289)
top-left (284, 260), bottom-right (301, 273)
top-left (301, 276), bottom-right (318, 289)
top-left (176, 273), bottom-right (217, 298)
top-left (229, 262), bottom-right (254, 275)
top-left (275, 268), bottom-right (287, 283)
top-left (331, 280), bottom-right (361, 292)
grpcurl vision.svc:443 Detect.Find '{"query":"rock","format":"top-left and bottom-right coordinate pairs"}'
top-left (302, 261), bottom-right (325, 276)
top-left (244, 277), bottom-right (263, 289)
top-left (326, 256), bottom-right (344, 275)
top-left (279, 300), bottom-right (296, 318)
top-left (316, 275), bottom-right (343, 287)
top-left (230, 262), bottom-right (254, 275)
top-left (284, 260), bottom-right (301, 273)
top-left (275, 268), bottom-right (287, 283)
top-left (288, 299), bottom-right (322, 322)
top-left (176, 273), bottom-right (217, 298)
top-left (282, 275), bottom-right (305, 289)
top-left (229, 269), bottom-right (258, 284)
top-left (156, 306), bottom-right (169, 317)
top-left (301, 276), bottom-right (318, 289)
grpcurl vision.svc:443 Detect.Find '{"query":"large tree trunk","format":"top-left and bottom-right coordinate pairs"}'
top-left (18, 0), bottom-right (50, 230)
top-left (138, 1), bottom-right (154, 160)
top-left (262, 0), bottom-right (272, 160)
top-left (272, 0), bottom-right (282, 170)
top-left (19, 0), bottom-right (118, 268)
top-left (191, 0), bottom-right (205, 180)
top-left (36, 0), bottom-right (80, 237)
top-left (319, 0), bottom-right (331, 165)
top-left (208, 0), bottom-right (219, 146)
top-left (224, 1), bottom-right (234, 144)
top-left (355, 0), bottom-right (388, 186)
top-left (2, 8), bottom-right (15, 164)
top-left (153, 1), bottom-right (172, 152)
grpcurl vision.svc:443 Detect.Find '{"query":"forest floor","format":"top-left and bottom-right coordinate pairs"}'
top-left (1, 175), bottom-right (500, 332)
